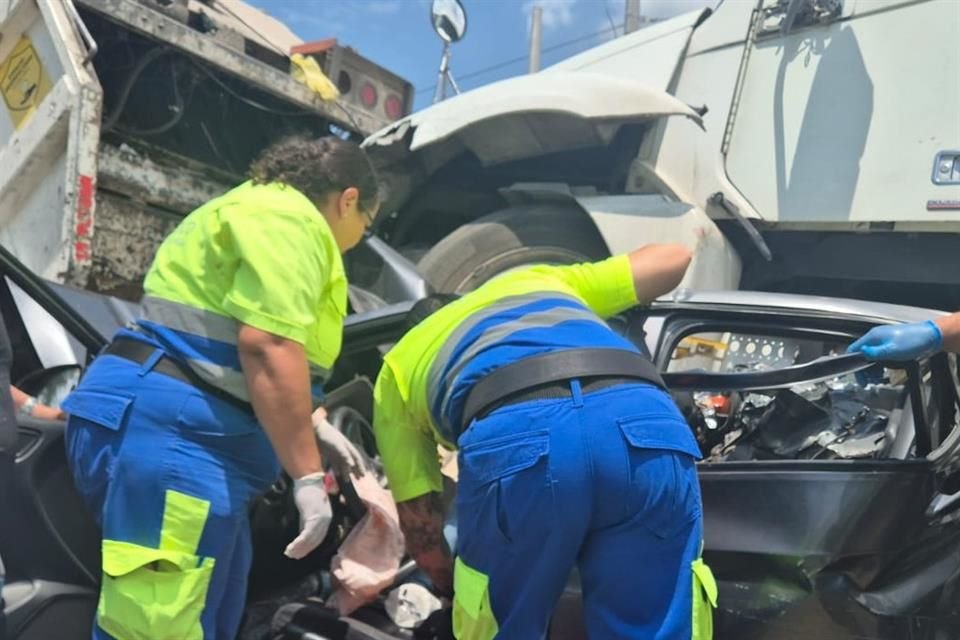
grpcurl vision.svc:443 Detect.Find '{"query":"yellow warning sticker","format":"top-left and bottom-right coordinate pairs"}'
top-left (0, 36), bottom-right (52, 130)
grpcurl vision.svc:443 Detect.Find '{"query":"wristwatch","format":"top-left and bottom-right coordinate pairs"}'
top-left (19, 396), bottom-right (37, 417)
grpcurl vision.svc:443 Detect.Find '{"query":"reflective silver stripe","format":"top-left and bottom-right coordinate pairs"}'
top-left (426, 292), bottom-right (554, 400)
top-left (143, 296), bottom-right (332, 403)
top-left (142, 296), bottom-right (248, 400)
top-left (141, 296), bottom-right (238, 345)
top-left (185, 358), bottom-right (251, 402)
top-left (144, 296), bottom-right (333, 384)
top-left (427, 292), bottom-right (597, 433)
top-left (182, 360), bottom-right (330, 404)
top-left (438, 306), bottom-right (604, 423)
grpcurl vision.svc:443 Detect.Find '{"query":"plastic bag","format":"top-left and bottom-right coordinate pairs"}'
top-left (290, 53), bottom-right (339, 101)
top-left (326, 470), bottom-right (405, 615)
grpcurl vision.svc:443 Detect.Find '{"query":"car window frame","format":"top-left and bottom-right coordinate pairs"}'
top-left (652, 312), bottom-right (933, 460)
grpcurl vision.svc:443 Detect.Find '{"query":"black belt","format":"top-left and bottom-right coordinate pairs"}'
top-left (461, 348), bottom-right (666, 426)
top-left (104, 338), bottom-right (254, 414)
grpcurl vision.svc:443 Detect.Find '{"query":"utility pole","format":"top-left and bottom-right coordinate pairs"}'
top-left (528, 5), bottom-right (542, 73)
top-left (625, 0), bottom-right (641, 34)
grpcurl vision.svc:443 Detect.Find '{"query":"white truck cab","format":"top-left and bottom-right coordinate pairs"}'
top-left (363, 0), bottom-right (960, 310)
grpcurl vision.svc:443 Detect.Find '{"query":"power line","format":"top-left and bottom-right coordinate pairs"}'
top-left (416, 23), bottom-right (623, 96)
top-left (193, 61), bottom-right (312, 116)
top-left (604, 0), bottom-right (621, 38)
top-left (541, 22), bottom-right (623, 56)
top-left (430, 22), bottom-right (621, 90)
top-left (419, 53), bottom-right (526, 94)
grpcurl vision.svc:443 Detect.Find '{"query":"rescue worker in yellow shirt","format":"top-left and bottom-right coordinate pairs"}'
top-left (373, 245), bottom-right (717, 639)
top-left (61, 135), bottom-right (381, 640)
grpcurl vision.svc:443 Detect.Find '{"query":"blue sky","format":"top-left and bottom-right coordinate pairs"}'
top-left (245, 0), bottom-right (717, 110)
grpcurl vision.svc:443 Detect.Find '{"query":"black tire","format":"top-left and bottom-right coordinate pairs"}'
top-left (417, 204), bottom-right (609, 293)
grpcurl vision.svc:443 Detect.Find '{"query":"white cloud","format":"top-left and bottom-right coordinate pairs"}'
top-left (523, 0), bottom-right (579, 32)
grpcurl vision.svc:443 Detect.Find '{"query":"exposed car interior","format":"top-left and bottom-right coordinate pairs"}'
top-left (667, 329), bottom-right (914, 462)
top-left (602, 303), bottom-right (960, 466)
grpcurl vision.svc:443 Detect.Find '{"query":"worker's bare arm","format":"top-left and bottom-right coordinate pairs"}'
top-left (11, 385), bottom-right (65, 420)
top-left (628, 244), bottom-right (693, 303)
top-left (396, 492), bottom-right (454, 597)
top-left (936, 312), bottom-right (960, 353)
top-left (237, 324), bottom-right (322, 478)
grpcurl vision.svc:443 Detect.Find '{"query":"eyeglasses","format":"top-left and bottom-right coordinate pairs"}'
top-left (360, 208), bottom-right (376, 228)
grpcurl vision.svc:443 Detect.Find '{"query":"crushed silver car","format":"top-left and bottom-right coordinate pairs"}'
top-left (2, 241), bottom-right (959, 639)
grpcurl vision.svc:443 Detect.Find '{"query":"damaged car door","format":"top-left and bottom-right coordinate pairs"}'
top-left (650, 298), bottom-right (960, 640)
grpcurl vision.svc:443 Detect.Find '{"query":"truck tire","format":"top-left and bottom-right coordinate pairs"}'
top-left (417, 204), bottom-right (609, 293)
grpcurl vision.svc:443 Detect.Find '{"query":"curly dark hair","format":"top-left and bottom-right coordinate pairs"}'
top-left (248, 135), bottom-right (380, 212)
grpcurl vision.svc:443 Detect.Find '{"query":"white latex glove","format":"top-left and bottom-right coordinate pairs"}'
top-left (284, 471), bottom-right (333, 559)
top-left (313, 409), bottom-right (368, 480)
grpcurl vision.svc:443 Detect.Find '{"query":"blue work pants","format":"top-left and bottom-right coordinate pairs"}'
top-left (62, 334), bottom-right (279, 640)
top-left (453, 381), bottom-right (704, 639)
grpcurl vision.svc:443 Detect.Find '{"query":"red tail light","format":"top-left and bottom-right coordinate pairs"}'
top-left (384, 94), bottom-right (403, 120)
top-left (360, 82), bottom-right (378, 108)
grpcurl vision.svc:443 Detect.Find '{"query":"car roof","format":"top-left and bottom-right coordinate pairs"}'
top-left (653, 289), bottom-right (946, 324)
top-left (45, 281), bottom-right (139, 339)
top-left (345, 289), bottom-right (945, 333)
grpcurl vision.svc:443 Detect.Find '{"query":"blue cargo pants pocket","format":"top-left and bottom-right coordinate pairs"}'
top-left (62, 389), bottom-right (134, 508)
top-left (457, 430), bottom-right (552, 546)
top-left (617, 415), bottom-right (701, 539)
top-left (98, 539), bottom-right (215, 640)
top-left (97, 489), bottom-right (216, 640)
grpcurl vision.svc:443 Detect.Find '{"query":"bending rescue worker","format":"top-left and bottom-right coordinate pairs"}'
top-left (373, 244), bottom-right (718, 639)
top-left (61, 135), bottom-right (380, 639)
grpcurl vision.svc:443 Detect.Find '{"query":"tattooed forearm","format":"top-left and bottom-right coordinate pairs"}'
top-left (398, 492), bottom-right (445, 555)
top-left (397, 492), bottom-right (453, 595)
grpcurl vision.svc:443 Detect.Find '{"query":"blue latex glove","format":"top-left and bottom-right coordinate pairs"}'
top-left (847, 320), bottom-right (943, 361)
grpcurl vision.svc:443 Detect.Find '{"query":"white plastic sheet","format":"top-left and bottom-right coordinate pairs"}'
top-left (326, 469), bottom-right (406, 615)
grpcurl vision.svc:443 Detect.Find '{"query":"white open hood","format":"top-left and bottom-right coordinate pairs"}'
top-left (363, 71), bottom-right (703, 170)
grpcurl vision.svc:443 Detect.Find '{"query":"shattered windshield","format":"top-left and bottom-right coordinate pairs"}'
top-left (667, 330), bottom-right (910, 463)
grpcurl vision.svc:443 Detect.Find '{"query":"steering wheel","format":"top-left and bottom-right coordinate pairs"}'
top-left (327, 405), bottom-right (382, 520)
top-left (254, 405), bottom-right (383, 553)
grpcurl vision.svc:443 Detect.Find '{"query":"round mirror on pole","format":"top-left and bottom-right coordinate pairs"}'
top-left (431, 0), bottom-right (467, 43)
top-left (430, 0), bottom-right (466, 102)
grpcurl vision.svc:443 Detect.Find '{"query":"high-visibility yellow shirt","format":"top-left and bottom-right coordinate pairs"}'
top-left (373, 255), bottom-right (639, 502)
top-left (140, 180), bottom-right (347, 402)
